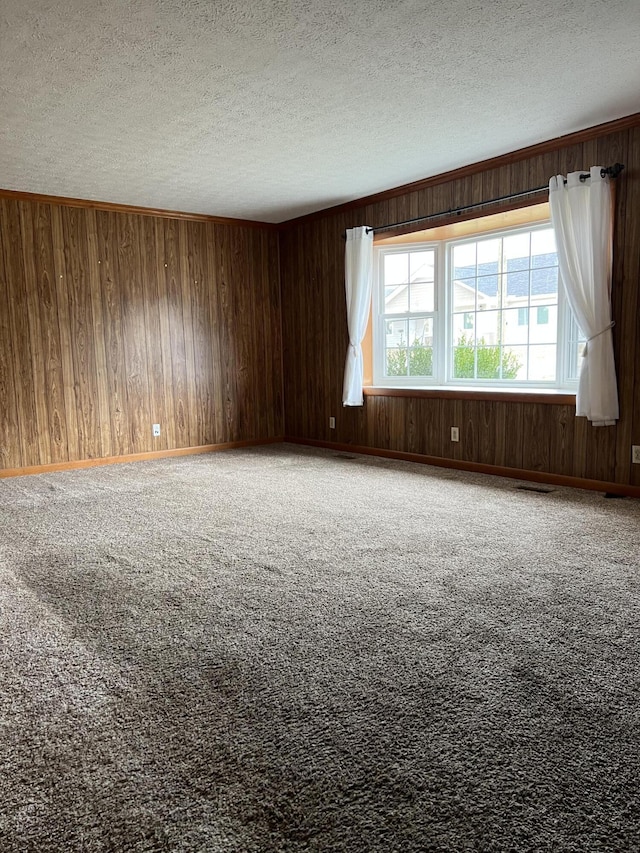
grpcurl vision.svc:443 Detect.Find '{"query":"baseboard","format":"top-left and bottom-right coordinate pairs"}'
top-left (0, 437), bottom-right (284, 479)
top-left (284, 436), bottom-right (640, 499)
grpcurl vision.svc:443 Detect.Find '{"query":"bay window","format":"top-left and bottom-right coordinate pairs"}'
top-left (373, 218), bottom-right (582, 390)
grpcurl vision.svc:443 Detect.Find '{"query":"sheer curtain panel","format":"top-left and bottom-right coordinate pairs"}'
top-left (342, 226), bottom-right (373, 406)
top-left (549, 167), bottom-right (619, 426)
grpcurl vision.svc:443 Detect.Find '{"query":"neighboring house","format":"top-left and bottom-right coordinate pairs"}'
top-left (384, 250), bottom-right (560, 381)
top-left (450, 252), bottom-right (558, 348)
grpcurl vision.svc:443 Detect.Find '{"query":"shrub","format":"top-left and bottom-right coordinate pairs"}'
top-left (386, 333), bottom-right (521, 379)
top-left (453, 333), bottom-right (521, 379)
top-left (386, 340), bottom-right (433, 376)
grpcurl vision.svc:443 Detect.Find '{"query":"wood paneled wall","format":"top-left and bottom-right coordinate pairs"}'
top-left (279, 124), bottom-right (640, 487)
top-left (0, 200), bottom-right (283, 470)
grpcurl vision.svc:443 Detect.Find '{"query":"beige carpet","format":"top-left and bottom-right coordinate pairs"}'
top-left (0, 443), bottom-right (638, 852)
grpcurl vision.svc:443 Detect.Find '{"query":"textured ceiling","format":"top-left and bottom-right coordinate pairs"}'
top-left (1, 1), bottom-right (640, 223)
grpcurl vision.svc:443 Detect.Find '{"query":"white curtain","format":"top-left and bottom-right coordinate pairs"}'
top-left (342, 226), bottom-right (373, 406)
top-left (549, 166), bottom-right (618, 426)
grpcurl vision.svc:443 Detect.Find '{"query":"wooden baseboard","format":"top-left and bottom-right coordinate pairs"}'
top-left (6, 435), bottom-right (638, 498)
top-left (284, 436), bottom-right (640, 499)
top-left (0, 437), bottom-right (284, 479)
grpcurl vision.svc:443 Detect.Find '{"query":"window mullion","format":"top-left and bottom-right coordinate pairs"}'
top-left (438, 242), bottom-right (447, 384)
top-left (498, 236), bottom-right (505, 380)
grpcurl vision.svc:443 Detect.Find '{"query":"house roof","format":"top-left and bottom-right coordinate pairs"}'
top-left (454, 255), bottom-right (558, 299)
top-left (1, 1), bottom-right (640, 222)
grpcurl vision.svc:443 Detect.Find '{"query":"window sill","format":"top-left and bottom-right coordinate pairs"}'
top-left (363, 386), bottom-right (576, 405)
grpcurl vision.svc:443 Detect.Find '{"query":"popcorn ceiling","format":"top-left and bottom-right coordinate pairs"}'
top-left (1, 0), bottom-right (639, 222)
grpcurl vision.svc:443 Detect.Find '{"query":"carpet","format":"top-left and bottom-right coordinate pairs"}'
top-left (0, 443), bottom-right (638, 852)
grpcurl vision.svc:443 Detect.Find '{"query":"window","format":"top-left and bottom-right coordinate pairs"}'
top-left (373, 219), bottom-right (582, 390)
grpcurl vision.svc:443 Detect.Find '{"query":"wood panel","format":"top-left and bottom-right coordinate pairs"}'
top-left (280, 124), bottom-right (640, 487)
top-left (2, 201), bottom-right (40, 466)
top-left (0, 210), bottom-right (19, 467)
top-left (624, 127), bottom-right (640, 487)
top-left (0, 199), bottom-right (283, 471)
top-left (0, 186), bottom-right (278, 229)
top-left (19, 203), bottom-right (55, 465)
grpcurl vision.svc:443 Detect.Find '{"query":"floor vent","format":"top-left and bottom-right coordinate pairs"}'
top-left (334, 454), bottom-right (357, 460)
top-left (516, 485), bottom-right (554, 494)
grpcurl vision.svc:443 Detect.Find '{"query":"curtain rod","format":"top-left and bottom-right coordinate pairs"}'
top-left (359, 163), bottom-right (625, 236)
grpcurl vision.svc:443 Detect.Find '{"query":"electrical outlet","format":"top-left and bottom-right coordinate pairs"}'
top-left (329, 416), bottom-right (336, 429)
top-left (153, 424), bottom-right (161, 437)
top-left (451, 426), bottom-right (460, 442)
top-left (632, 445), bottom-right (640, 464)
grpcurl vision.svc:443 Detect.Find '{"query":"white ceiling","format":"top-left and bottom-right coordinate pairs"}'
top-left (1, 1), bottom-right (640, 223)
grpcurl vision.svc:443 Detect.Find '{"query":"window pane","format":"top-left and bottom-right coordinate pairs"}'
top-left (385, 319), bottom-right (407, 349)
top-left (452, 243), bottom-right (476, 279)
top-left (384, 253), bottom-right (409, 286)
top-left (453, 313), bottom-right (475, 347)
top-left (474, 310), bottom-right (501, 346)
top-left (409, 279), bottom-right (434, 312)
top-left (532, 305), bottom-right (556, 343)
top-left (476, 344), bottom-right (501, 379)
top-left (476, 275), bottom-right (499, 311)
top-left (409, 345), bottom-right (433, 376)
top-left (531, 229), bottom-right (556, 265)
top-left (452, 278), bottom-right (476, 312)
top-left (506, 270), bottom-right (529, 299)
top-left (385, 315), bottom-right (408, 377)
top-left (410, 251), bottom-right (434, 282)
top-left (528, 344), bottom-right (557, 381)
top-left (504, 232), bottom-right (530, 264)
top-left (499, 346), bottom-right (527, 381)
top-left (506, 255), bottom-right (529, 273)
top-left (387, 317), bottom-right (432, 377)
top-left (531, 267), bottom-right (558, 297)
top-left (384, 285), bottom-right (408, 313)
top-left (503, 308), bottom-right (528, 344)
top-left (408, 316), bottom-right (433, 346)
top-left (452, 343), bottom-right (476, 379)
top-left (386, 349), bottom-right (408, 376)
top-left (477, 238), bottom-right (500, 268)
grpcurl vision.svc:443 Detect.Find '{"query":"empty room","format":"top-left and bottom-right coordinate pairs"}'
top-left (1, 2), bottom-right (640, 851)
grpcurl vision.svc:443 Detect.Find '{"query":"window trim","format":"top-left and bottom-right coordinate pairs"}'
top-left (372, 217), bottom-right (579, 393)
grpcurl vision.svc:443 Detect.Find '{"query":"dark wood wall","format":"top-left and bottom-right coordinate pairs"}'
top-left (0, 200), bottom-right (283, 471)
top-left (279, 124), bottom-right (640, 487)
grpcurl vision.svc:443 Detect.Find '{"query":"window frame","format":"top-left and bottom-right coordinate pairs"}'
top-left (372, 218), bottom-right (580, 392)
